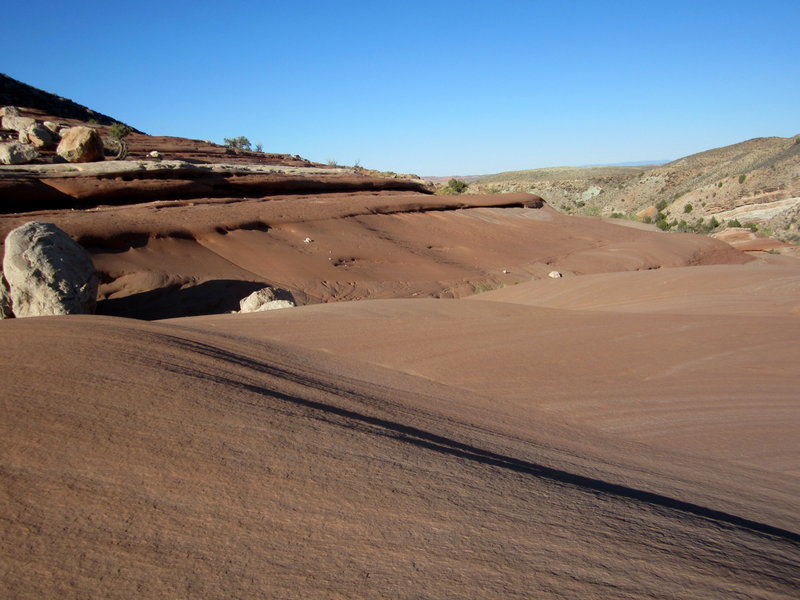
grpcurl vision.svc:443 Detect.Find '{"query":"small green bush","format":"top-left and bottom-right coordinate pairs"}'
top-left (445, 178), bottom-right (468, 194)
top-left (683, 204), bottom-right (693, 214)
top-left (109, 123), bottom-right (131, 140)
top-left (727, 219), bottom-right (743, 228)
top-left (739, 174), bottom-right (747, 184)
top-left (655, 199), bottom-right (668, 211)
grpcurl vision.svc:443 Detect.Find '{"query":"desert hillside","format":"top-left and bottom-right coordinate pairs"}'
top-left (1, 76), bottom-right (799, 599)
top-left (468, 135), bottom-right (800, 243)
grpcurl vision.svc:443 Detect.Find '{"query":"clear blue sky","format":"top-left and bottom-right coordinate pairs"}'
top-left (5, 1), bottom-right (799, 175)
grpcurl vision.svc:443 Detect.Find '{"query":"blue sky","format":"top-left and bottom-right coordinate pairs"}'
top-left (5, 1), bottom-right (799, 174)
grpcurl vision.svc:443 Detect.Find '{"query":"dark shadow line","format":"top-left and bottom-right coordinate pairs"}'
top-left (167, 336), bottom-right (800, 545)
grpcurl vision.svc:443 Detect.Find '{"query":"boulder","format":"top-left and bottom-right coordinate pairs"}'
top-left (0, 141), bottom-right (38, 164)
top-left (56, 126), bottom-right (104, 162)
top-left (24, 123), bottom-right (55, 149)
top-left (548, 270), bottom-right (562, 279)
top-left (0, 273), bottom-right (12, 318)
top-left (239, 286), bottom-right (295, 313)
top-left (0, 106), bottom-right (20, 118)
top-left (2, 115), bottom-right (36, 132)
top-left (3, 222), bottom-right (98, 317)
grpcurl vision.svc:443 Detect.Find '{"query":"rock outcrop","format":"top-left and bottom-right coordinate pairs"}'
top-left (0, 141), bottom-right (38, 165)
top-left (239, 287), bottom-right (295, 313)
top-left (56, 126), bottom-right (104, 163)
top-left (2, 221), bottom-right (98, 317)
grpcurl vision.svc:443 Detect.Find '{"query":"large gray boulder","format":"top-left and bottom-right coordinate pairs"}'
top-left (3, 222), bottom-right (98, 317)
top-left (0, 142), bottom-right (38, 164)
top-left (239, 286), bottom-right (295, 313)
top-left (56, 126), bottom-right (104, 162)
top-left (2, 115), bottom-right (36, 132)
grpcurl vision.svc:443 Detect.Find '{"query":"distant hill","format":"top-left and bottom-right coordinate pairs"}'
top-left (469, 135), bottom-right (800, 241)
top-left (0, 73), bottom-right (141, 132)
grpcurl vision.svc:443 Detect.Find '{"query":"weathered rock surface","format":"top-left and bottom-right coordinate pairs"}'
top-left (2, 221), bottom-right (98, 317)
top-left (56, 126), bottom-right (104, 163)
top-left (0, 273), bottom-right (12, 318)
top-left (2, 114), bottom-right (36, 132)
top-left (0, 106), bottom-right (20, 118)
top-left (24, 123), bottom-right (55, 149)
top-left (239, 287), bottom-right (295, 313)
top-left (0, 142), bottom-right (38, 165)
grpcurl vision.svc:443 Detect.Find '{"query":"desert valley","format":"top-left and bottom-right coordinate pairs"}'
top-left (1, 74), bottom-right (799, 598)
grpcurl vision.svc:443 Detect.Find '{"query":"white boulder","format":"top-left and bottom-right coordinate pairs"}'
top-left (239, 287), bottom-right (295, 313)
top-left (548, 270), bottom-right (562, 279)
top-left (3, 222), bottom-right (98, 317)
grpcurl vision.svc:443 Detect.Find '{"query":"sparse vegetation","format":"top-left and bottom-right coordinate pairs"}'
top-left (224, 136), bottom-right (252, 151)
top-left (255, 142), bottom-right (263, 153)
top-left (437, 178), bottom-right (469, 195)
top-left (109, 122), bottom-right (131, 140)
top-left (683, 204), bottom-right (693, 214)
top-left (327, 159), bottom-right (340, 167)
top-left (472, 281), bottom-right (495, 294)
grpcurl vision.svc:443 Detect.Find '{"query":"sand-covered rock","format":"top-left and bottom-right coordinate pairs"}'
top-left (239, 286), bottom-right (295, 312)
top-left (56, 126), bottom-right (104, 162)
top-left (0, 141), bottom-right (38, 165)
top-left (2, 221), bottom-right (98, 317)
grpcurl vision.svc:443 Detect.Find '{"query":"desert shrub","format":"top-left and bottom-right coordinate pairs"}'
top-left (109, 122), bottom-right (131, 139)
top-left (642, 215), bottom-right (653, 224)
top-left (327, 158), bottom-right (340, 167)
top-left (610, 212), bottom-right (624, 219)
top-left (224, 136), bottom-right (252, 150)
top-left (656, 218), bottom-right (670, 231)
top-left (655, 199), bottom-right (668, 211)
top-left (727, 219), bottom-right (743, 228)
top-left (683, 203), bottom-right (693, 213)
top-left (255, 142), bottom-right (263, 153)
top-left (446, 178), bottom-right (468, 194)
top-left (739, 174), bottom-right (747, 184)
top-left (746, 222), bottom-right (758, 232)
top-left (709, 216), bottom-right (720, 229)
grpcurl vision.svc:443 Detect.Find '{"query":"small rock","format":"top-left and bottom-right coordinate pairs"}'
top-left (303, 237), bottom-right (313, 243)
top-left (3, 222), bottom-right (98, 317)
top-left (149, 150), bottom-right (161, 159)
top-left (57, 126), bottom-right (104, 162)
top-left (548, 271), bottom-right (562, 279)
top-left (0, 141), bottom-right (38, 165)
top-left (43, 121), bottom-right (61, 135)
top-left (239, 286), bottom-right (295, 313)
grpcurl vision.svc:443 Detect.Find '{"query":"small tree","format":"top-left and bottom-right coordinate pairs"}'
top-left (223, 136), bottom-right (252, 151)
